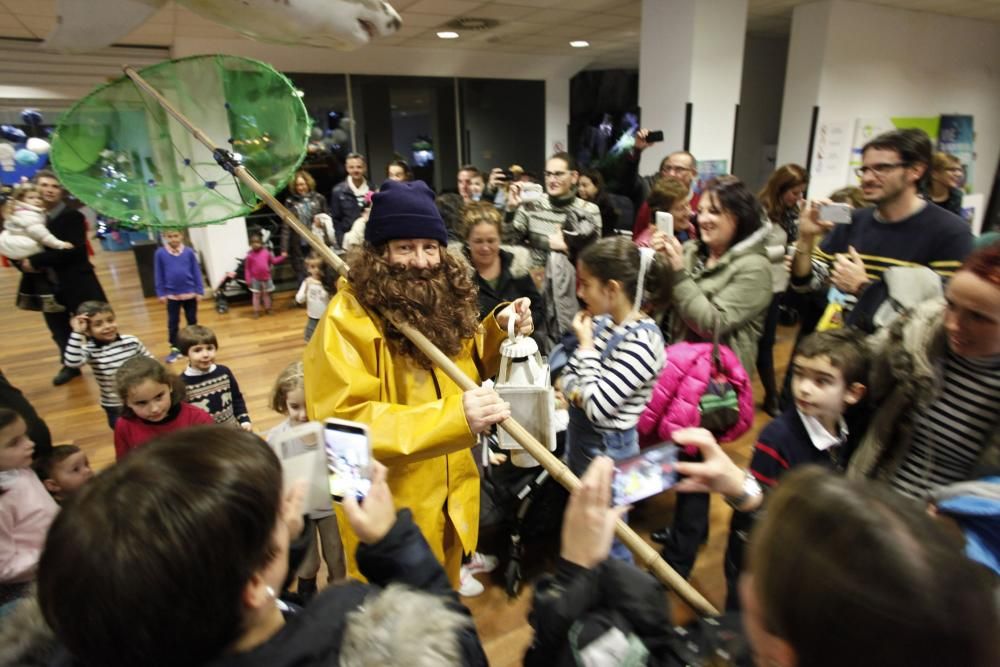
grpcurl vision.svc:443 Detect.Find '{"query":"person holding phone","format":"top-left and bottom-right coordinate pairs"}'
top-left (303, 179), bottom-right (533, 591)
top-left (790, 129), bottom-right (972, 326)
top-left (34, 426), bottom-right (490, 666)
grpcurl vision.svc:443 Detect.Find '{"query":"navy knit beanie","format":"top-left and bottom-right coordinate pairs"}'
top-left (364, 179), bottom-right (448, 247)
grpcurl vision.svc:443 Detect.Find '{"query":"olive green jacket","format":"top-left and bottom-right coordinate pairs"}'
top-left (667, 225), bottom-right (773, 375)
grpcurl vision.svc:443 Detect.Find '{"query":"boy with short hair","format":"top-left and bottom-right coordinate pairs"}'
top-left (672, 328), bottom-right (869, 609)
top-left (176, 325), bottom-right (252, 430)
top-left (154, 229), bottom-right (204, 364)
top-left (32, 444), bottom-right (94, 503)
top-left (63, 301), bottom-right (153, 428)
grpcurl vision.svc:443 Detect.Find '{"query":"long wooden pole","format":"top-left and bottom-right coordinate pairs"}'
top-left (123, 65), bottom-right (719, 617)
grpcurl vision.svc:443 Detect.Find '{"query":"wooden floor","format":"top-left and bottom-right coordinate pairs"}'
top-left (0, 240), bottom-right (795, 666)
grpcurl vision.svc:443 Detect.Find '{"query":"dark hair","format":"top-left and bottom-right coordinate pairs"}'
top-left (579, 169), bottom-right (623, 236)
top-left (248, 228), bottom-right (264, 244)
top-left (0, 407), bottom-right (20, 432)
top-left (38, 426), bottom-right (283, 667)
top-left (959, 240), bottom-right (1000, 289)
top-left (794, 328), bottom-right (869, 386)
top-left (76, 300), bottom-right (114, 318)
top-left (176, 324), bottom-right (218, 355)
top-left (548, 152), bottom-right (578, 173)
top-left (435, 192), bottom-right (465, 239)
top-left (578, 236), bottom-right (672, 311)
top-left (457, 164), bottom-right (481, 178)
top-left (758, 164), bottom-right (808, 223)
top-left (33, 169), bottom-right (59, 184)
top-left (385, 159), bottom-right (412, 180)
top-left (114, 356), bottom-right (186, 418)
top-left (700, 175), bottom-right (764, 249)
top-left (749, 466), bottom-right (999, 667)
top-left (31, 444), bottom-right (81, 481)
top-left (862, 128), bottom-right (933, 191)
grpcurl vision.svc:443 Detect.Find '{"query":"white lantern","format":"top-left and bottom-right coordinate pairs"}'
top-left (494, 320), bottom-right (556, 468)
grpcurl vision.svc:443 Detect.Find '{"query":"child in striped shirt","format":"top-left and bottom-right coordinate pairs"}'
top-left (561, 237), bottom-right (670, 561)
top-left (63, 301), bottom-right (153, 428)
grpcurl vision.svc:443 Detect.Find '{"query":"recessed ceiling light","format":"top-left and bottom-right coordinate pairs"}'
top-left (437, 31), bottom-right (460, 39)
top-left (570, 40), bottom-right (590, 48)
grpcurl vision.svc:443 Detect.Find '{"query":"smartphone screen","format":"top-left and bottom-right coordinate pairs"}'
top-left (611, 442), bottom-right (679, 506)
top-left (324, 419), bottom-right (372, 502)
top-left (819, 203), bottom-right (852, 224)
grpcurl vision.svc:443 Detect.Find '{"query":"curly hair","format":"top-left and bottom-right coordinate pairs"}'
top-left (347, 245), bottom-right (480, 368)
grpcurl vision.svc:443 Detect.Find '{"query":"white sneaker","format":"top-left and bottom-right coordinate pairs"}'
top-left (458, 566), bottom-right (485, 597)
top-left (465, 551), bottom-right (499, 575)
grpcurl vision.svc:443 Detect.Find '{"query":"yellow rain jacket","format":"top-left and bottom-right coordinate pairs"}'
top-left (303, 282), bottom-right (504, 585)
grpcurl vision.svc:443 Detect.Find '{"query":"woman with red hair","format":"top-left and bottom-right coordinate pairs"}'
top-left (849, 241), bottom-right (1000, 498)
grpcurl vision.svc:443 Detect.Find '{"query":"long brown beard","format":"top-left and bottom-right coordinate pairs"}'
top-left (347, 246), bottom-right (481, 368)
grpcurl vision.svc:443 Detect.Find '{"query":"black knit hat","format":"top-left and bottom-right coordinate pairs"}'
top-left (364, 179), bottom-right (448, 247)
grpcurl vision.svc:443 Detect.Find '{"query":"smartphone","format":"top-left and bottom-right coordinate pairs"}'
top-left (611, 442), bottom-right (679, 506)
top-left (520, 182), bottom-right (544, 202)
top-left (645, 130), bottom-right (664, 143)
top-left (324, 418), bottom-right (373, 503)
top-left (819, 202), bottom-right (852, 224)
top-left (654, 210), bottom-right (674, 234)
top-left (268, 421), bottom-right (330, 515)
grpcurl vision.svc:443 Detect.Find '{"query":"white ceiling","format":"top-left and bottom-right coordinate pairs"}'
top-left (1, 0), bottom-right (1000, 69)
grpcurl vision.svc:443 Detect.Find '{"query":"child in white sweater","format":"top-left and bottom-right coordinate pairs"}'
top-left (295, 255), bottom-right (332, 343)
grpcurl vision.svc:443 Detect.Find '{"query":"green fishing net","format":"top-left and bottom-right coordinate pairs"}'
top-left (51, 54), bottom-right (309, 229)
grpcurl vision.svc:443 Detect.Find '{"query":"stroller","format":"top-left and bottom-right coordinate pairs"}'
top-left (479, 432), bottom-right (568, 597)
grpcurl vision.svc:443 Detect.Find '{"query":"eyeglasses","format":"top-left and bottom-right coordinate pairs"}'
top-left (943, 167), bottom-right (964, 174)
top-left (662, 165), bottom-right (694, 175)
top-left (544, 170), bottom-right (570, 179)
top-left (854, 163), bottom-right (908, 178)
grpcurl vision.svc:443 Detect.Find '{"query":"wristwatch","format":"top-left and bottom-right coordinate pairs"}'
top-left (725, 470), bottom-right (763, 510)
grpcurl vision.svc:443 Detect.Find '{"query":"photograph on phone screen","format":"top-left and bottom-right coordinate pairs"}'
top-left (611, 444), bottom-right (678, 506)
top-left (324, 427), bottom-right (371, 501)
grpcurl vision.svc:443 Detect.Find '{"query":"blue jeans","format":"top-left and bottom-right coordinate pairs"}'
top-left (566, 406), bottom-right (639, 563)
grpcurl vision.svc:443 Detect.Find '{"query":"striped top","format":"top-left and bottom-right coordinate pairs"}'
top-left (794, 203), bottom-right (972, 313)
top-left (562, 315), bottom-right (665, 432)
top-left (63, 332), bottom-right (152, 407)
top-left (891, 352), bottom-right (1000, 499)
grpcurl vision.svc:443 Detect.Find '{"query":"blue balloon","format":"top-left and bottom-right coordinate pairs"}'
top-left (1, 125), bottom-right (26, 142)
top-left (15, 148), bottom-right (39, 166)
top-left (20, 109), bottom-right (43, 126)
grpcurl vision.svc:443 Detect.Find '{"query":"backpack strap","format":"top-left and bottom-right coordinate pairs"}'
top-left (599, 319), bottom-right (662, 363)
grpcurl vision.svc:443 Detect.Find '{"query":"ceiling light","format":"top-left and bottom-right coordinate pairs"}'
top-left (437, 31), bottom-right (460, 39)
top-left (570, 40), bottom-right (590, 48)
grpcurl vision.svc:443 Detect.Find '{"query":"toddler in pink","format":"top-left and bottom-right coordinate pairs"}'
top-left (243, 230), bottom-right (286, 317)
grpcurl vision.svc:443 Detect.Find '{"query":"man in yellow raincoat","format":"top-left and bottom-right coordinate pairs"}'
top-left (303, 179), bottom-right (532, 588)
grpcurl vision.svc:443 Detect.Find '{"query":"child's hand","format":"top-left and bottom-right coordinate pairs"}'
top-left (70, 314), bottom-right (89, 335)
top-left (240, 422), bottom-right (253, 432)
top-left (57, 241), bottom-right (73, 250)
top-left (281, 480), bottom-right (307, 540)
top-left (672, 428), bottom-right (746, 498)
top-left (572, 311), bottom-right (594, 348)
top-left (488, 451), bottom-right (508, 466)
top-left (342, 462), bottom-right (396, 544)
top-left (158, 296), bottom-right (167, 303)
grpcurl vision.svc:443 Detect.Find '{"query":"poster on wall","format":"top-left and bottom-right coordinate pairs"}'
top-left (694, 159), bottom-right (728, 195)
top-left (811, 121), bottom-right (850, 180)
top-left (849, 116), bottom-right (940, 185)
top-left (938, 114), bottom-right (974, 192)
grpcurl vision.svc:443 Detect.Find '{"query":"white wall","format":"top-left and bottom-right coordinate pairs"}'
top-left (778, 0), bottom-right (1000, 200)
top-left (733, 35), bottom-right (789, 191)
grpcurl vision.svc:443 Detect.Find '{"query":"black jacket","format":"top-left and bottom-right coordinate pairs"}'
top-left (474, 249), bottom-right (548, 351)
top-left (524, 558), bottom-right (751, 667)
top-left (23, 206), bottom-right (106, 311)
top-left (329, 181), bottom-right (365, 245)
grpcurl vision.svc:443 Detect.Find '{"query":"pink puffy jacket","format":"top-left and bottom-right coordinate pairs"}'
top-left (637, 341), bottom-right (755, 449)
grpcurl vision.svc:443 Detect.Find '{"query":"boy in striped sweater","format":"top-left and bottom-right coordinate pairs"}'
top-left (176, 325), bottom-right (252, 430)
top-left (63, 301), bottom-right (153, 428)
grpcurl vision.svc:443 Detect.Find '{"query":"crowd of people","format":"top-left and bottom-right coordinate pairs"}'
top-left (0, 124), bottom-right (998, 666)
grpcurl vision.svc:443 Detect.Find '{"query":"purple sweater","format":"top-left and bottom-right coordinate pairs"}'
top-left (154, 245), bottom-right (204, 298)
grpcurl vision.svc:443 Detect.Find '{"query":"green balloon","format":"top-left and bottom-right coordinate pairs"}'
top-left (50, 54), bottom-right (309, 229)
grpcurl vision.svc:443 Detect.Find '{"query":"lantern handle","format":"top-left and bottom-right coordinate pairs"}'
top-left (507, 307), bottom-right (517, 342)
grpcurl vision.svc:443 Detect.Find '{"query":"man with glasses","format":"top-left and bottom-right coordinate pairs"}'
top-left (791, 129), bottom-right (972, 324)
top-left (503, 152), bottom-right (600, 343)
